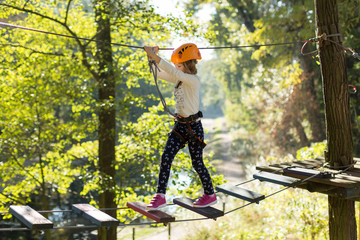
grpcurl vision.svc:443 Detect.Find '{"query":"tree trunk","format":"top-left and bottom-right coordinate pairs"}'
top-left (314, 0), bottom-right (355, 239)
top-left (95, 0), bottom-right (117, 239)
top-left (328, 196), bottom-right (356, 240)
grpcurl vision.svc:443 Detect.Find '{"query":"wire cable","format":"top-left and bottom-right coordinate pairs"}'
top-left (2, 21), bottom-right (359, 61)
top-left (0, 21), bottom-right (298, 51)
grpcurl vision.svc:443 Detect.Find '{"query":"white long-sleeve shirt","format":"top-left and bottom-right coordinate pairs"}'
top-left (157, 59), bottom-right (200, 117)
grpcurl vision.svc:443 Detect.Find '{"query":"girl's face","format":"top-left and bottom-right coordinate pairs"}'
top-left (174, 63), bottom-right (185, 72)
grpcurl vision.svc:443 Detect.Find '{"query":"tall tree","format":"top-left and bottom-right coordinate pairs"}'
top-left (314, 0), bottom-right (355, 239)
top-left (94, 0), bottom-right (117, 239)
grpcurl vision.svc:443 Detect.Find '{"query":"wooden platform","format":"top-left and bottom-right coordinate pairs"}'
top-left (127, 202), bottom-right (175, 224)
top-left (283, 167), bottom-right (332, 178)
top-left (173, 197), bottom-right (224, 219)
top-left (253, 171), bottom-right (300, 187)
top-left (216, 184), bottom-right (265, 203)
top-left (256, 157), bottom-right (360, 200)
top-left (9, 205), bottom-right (53, 229)
top-left (72, 204), bottom-right (119, 226)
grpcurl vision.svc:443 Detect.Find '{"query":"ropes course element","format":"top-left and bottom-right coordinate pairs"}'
top-left (0, 21), bottom-right (304, 51)
top-left (0, 21), bottom-right (144, 49)
top-left (1, 21), bottom-right (360, 62)
top-left (1, 161), bottom-right (348, 232)
top-left (301, 33), bottom-right (341, 55)
top-left (301, 33), bottom-right (360, 60)
top-left (349, 85), bottom-right (358, 95)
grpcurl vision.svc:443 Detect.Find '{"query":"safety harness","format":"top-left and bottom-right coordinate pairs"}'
top-left (172, 111), bottom-right (207, 149)
top-left (147, 51), bottom-right (207, 149)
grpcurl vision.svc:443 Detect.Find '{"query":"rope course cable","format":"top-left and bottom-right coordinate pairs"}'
top-left (2, 21), bottom-right (360, 61)
top-left (0, 21), bottom-right (305, 51)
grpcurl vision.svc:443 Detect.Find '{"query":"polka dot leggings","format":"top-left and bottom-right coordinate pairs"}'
top-left (156, 120), bottom-right (215, 195)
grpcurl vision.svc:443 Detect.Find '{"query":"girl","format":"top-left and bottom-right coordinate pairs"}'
top-left (143, 43), bottom-right (217, 209)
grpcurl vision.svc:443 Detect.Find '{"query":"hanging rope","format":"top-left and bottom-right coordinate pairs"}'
top-left (147, 51), bottom-right (177, 117)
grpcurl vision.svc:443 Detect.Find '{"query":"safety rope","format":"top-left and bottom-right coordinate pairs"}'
top-left (147, 51), bottom-right (177, 117)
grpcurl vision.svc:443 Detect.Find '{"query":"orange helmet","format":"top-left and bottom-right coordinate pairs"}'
top-left (171, 43), bottom-right (202, 63)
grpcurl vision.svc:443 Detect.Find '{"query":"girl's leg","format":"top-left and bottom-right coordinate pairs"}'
top-left (188, 121), bottom-right (215, 195)
top-left (156, 130), bottom-right (183, 194)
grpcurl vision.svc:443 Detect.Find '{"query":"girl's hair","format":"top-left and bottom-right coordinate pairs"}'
top-left (182, 59), bottom-right (198, 75)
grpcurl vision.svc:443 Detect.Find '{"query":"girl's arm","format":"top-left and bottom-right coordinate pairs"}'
top-left (158, 60), bottom-right (200, 88)
top-left (143, 46), bottom-right (199, 87)
top-left (144, 45), bottom-right (177, 84)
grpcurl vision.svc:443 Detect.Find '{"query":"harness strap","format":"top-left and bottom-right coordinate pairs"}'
top-left (186, 122), bottom-right (207, 149)
top-left (172, 129), bottom-right (186, 148)
top-left (176, 111), bottom-right (203, 123)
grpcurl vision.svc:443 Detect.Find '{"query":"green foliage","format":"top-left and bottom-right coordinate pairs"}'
top-left (296, 141), bottom-right (327, 161)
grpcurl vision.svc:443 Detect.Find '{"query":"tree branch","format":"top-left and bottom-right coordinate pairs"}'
top-left (0, 3), bottom-right (100, 81)
top-left (22, 0), bottom-right (31, 9)
top-left (83, 28), bottom-right (105, 48)
top-left (1, 43), bottom-right (64, 56)
top-left (0, 191), bottom-right (26, 205)
top-left (64, 0), bottom-right (73, 25)
top-left (10, 153), bottom-right (43, 186)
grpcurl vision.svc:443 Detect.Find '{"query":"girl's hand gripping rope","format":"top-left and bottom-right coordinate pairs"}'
top-left (144, 46), bottom-right (160, 64)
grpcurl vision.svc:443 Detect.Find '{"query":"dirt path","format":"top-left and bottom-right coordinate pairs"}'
top-left (202, 117), bottom-right (245, 184)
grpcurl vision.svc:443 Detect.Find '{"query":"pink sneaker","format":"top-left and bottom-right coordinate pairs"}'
top-left (147, 194), bottom-right (166, 210)
top-left (193, 193), bottom-right (217, 208)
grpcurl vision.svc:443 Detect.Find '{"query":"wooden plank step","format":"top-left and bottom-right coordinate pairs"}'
top-left (253, 171), bottom-right (299, 187)
top-left (173, 197), bottom-right (223, 219)
top-left (72, 204), bottom-right (119, 227)
top-left (126, 202), bottom-right (175, 224)
top-left (9, 205), bottom-right (53, 229)
top-left (216, 184), bottom-right (265, 203)
top-left (283, 167), bottom-right (332, 178)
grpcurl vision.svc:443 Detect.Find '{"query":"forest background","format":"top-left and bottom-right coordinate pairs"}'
top-left (0, 0), bottom-right (359, 239)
